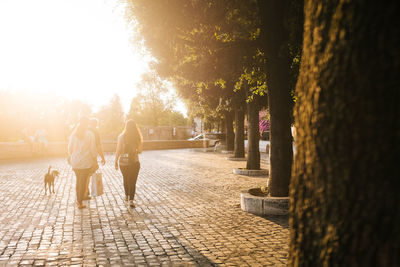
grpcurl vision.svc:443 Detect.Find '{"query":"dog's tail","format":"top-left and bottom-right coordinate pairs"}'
top-left (48, 166), bottom-right (51, 175)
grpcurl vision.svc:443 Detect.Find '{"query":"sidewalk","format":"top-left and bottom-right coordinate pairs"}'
top-left (0, 149), bottom-right (288, 266)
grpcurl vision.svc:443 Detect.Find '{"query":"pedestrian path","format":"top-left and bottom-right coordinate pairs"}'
top-left (0, 149), bottom-right (288, 266)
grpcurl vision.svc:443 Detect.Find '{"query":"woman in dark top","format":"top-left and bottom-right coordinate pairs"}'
top-left (115, 120), bottom-right (143, 208)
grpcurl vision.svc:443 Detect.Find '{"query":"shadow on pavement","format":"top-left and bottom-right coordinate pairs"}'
top-left (261, 214), bottom-right (289, 229)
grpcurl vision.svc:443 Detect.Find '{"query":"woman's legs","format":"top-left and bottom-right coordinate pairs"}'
top-left (84, 175), bottom-right (91, 199)
top-left (84, 164), bottom-right (98, 199)
top-left (120, 162), bottom-right (140, 204)
top-left (128, 162), bottom-right (140, 200)
top-left (73, 168), bottom-right (90, 207)
top-left (120, 165), bottom-right (130, 199)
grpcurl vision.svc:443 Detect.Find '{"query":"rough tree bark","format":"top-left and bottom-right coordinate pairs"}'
top-left (258, 0), bottom-right (293, 196)
top-left (234, 105), bottom-right (245, 158)
top-left (225, 111), bottom-right (235, 151)
top-left (290, 1), bottom-right (400, 266)
top-left (246, 97), bottom-right (260, 170)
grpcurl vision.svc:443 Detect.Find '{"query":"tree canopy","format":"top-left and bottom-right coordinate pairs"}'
top-left (125, 0), bottom-right (265, 118)
top-left (126, 71), bottom-right (188, 127)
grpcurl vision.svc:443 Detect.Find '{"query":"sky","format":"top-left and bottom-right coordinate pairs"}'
top-left (0, 0), bottom-right (187, 115)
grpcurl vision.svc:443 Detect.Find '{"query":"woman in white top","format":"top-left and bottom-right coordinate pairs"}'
top-left (115, 119), bottom-right (143, 208)
top-left (68, 116), bottom-right (97, 209)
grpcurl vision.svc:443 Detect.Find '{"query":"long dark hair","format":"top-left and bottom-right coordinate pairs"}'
top-left (121, 119), bottom-right (143, 154)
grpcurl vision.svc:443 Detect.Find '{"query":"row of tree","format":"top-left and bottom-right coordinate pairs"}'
top-left (0, 75), bottom-right (188, 141)
top-left (124, 0), bottom-right (302, 196)
top-left (125, 0), bottom-right (398, 265)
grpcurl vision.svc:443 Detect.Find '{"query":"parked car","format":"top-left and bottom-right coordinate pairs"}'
top-left (188, 133), bottom-right (226, 147)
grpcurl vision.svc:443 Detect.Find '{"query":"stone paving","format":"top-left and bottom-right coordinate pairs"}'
top-left (0, 149), bottom-right (288, 266)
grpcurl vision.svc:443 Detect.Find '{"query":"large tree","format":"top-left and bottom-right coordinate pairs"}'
top-left (126, 0), bottom-right (259, 160)
top-left (290, 0), bottom-right (399, 265)
top-left (257, 0), bottom-right (300, 196)
top-left (246, 95), bottom-right (261, 170)
top-left (127, 71), bottom-right (177, 126)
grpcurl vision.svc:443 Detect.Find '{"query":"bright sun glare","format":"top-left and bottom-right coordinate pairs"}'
top-left (0, 0), bottom-right (186, 114)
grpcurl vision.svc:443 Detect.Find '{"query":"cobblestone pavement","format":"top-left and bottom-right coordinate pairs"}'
top-left (0, 149), bottom-right (288, 266)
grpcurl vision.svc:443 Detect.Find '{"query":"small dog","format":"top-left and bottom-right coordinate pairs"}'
top-left (44, 166), bottom-right (59, 195)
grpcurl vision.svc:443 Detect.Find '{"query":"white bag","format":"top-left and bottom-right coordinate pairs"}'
top-left (91, 172), bottom-right (103, 196)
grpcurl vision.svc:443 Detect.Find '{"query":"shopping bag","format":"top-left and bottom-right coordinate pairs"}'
top-left (91, 172), bottom-right (103, 196)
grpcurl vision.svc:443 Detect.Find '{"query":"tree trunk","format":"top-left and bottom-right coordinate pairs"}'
top-left (268, 62), bottom-right (293, 196)
top-left (234, 106), bottom-right (245, 158)
top-left (258, 0), bottom-right (293, 197)
top-left (289, 1), bottom-right (400, 266)
top-left (246, 98), bottom-right (260, 170)
top-left (225, 111), bottom-right (235, 151)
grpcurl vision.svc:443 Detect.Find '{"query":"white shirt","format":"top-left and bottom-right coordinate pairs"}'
top-left (68, 130), bottom-right (97, 169)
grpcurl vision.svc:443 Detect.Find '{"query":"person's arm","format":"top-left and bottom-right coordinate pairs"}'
top-left (114, 136), bottom-right (122, 170)
top-left (137, 127), bottom-right (143, 153)
top-left (94, 130), bottom-right (106, 165)
top-left (89, 132), bottom-right (97, 162)
top-left (137, 140), bottom-right (143, 154)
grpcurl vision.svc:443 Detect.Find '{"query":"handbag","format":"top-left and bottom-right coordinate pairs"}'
top-left (91, 172), bottom-right (103, 196)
